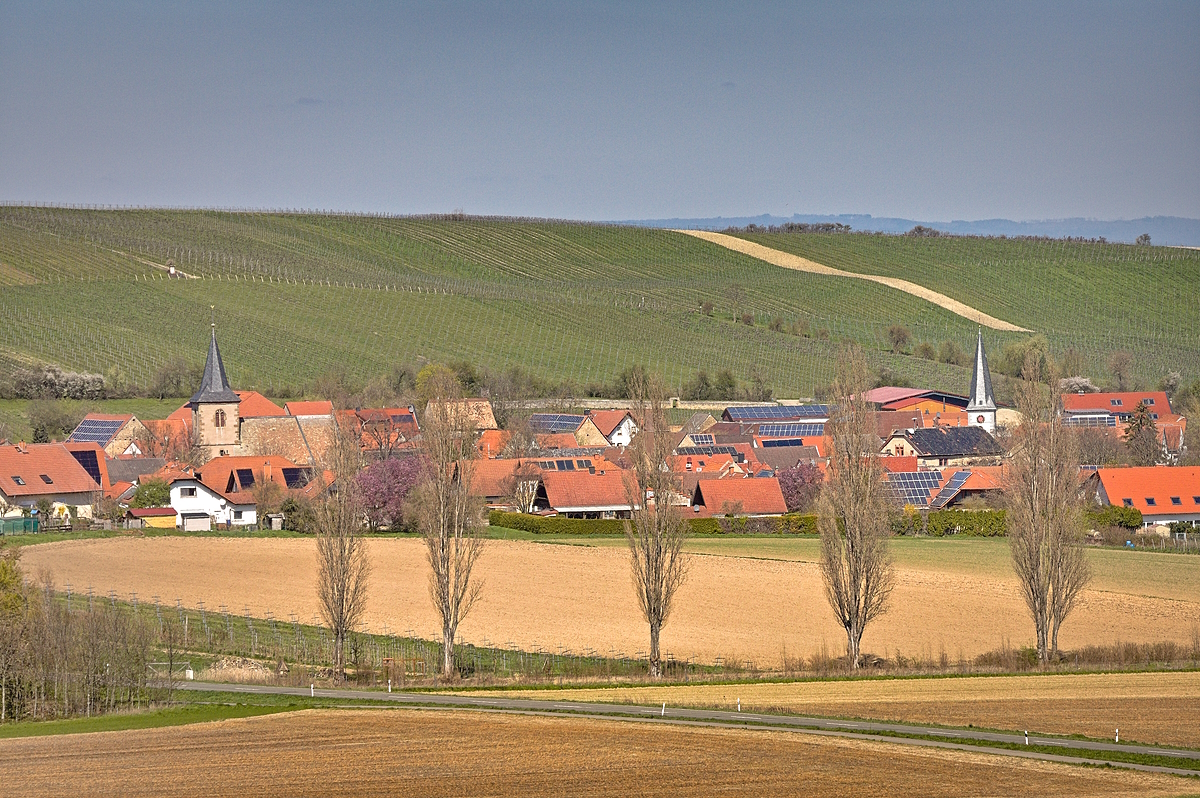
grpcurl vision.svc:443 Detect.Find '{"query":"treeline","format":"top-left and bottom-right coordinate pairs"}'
top-left (722, 222), bottom-right (853, 235)
top-left (0, 548), bottom-right (162, 722)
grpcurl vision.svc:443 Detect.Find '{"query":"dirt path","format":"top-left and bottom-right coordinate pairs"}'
top-left (678, 229), bottom-right (1030, 332)
top-left (22, 537), bottom-right (1193, 666)
top-left (0, 708), bottom-right (1184, 797)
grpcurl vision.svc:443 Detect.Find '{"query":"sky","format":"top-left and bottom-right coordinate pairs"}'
top-left (2, 1), bottom-right (1197, 221)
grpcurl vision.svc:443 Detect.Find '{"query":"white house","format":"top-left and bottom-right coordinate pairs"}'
top-left (168, 476), bottom-right (256, 530)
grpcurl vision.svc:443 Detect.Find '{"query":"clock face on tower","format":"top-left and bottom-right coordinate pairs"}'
top-left (977, 415), bottom-right (985, 423)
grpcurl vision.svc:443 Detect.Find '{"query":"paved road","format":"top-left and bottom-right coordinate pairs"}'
top-left (179, 681), bottom-right (1200, 777)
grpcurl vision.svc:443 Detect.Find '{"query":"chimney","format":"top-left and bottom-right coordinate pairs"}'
top-left (265, 459), bottom-right (272, 482)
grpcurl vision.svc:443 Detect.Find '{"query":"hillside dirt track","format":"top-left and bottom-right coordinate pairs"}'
top-left (21, 537), bottom-right (1197, 666)
top-left (467, 671), bottom-right (1200, 748)
top-left (0, 709), bottom-right (1188, 798)
top-left (678, 229), bottom-right (1030, 331)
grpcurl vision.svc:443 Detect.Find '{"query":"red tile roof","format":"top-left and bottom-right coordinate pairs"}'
top-left (476, 429), bottom-right (514, 458)
top-left (167, 391), bottom-right (285, 420)
top-left (1062, 391), bottom-right (1171, 414)
top-left (0, 443), bottom-right (102, 498)
top-left (860, 387), bottom-right (929, 405)
top-left (588, 410), bottom-right (635, 439)
top-left (285, 400), bottom-right (334, 416)
top-left (692, 477), bottom-right (788, 517)
top-left (540, 470), bottom-right (634, 512)
top-left (468, 458), bottom-right (523, 498)
top-left (535, 433), bottom-right (580, 450)
top-left (1096, 466), bottom-right (1200, 519)
top-left (880, 455), bottom-right (919, 473)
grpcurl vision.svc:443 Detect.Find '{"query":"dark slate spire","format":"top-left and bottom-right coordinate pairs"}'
top-left (189, 323), bottom-right (241, 405)
top-left (966, 328), bottom-right (996, 412)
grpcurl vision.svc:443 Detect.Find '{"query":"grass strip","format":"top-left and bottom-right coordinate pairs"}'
top-left (0, 703), bottom-right (296, 739)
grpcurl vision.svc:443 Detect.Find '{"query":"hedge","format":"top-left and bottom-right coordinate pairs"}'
top-left (1086, 505), bottom-right (1143, 530)
top-left (892, 509), bottom-right (1007, 537)
top-left (488, 511), bottom-right (819, 536)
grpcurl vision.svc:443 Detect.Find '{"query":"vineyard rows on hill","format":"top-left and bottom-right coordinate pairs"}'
top-left (0, 206), bottom-right (1194, 397)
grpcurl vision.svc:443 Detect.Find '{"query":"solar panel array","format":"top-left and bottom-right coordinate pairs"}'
top-left (758, 422), bottom-right (825, 438)
top-left (528, 414), bottom-right (585, 434)
top-left (689, 433), bottom-right (715, 445)
top-left (69, 449), bottom-right (102, 486)
top-left (725, 405), bottom-right (830, 421)
top-left (675, 445), bottom-right (744, 462)
top-left (282, 468), bottom-right (308, 489)
top-left (930, 471), bottom-right (971, 509)
top-left (236, 469), bottom-right (256, 489)
top-left (883, 471), bottom-right (943, 507)
top-left (68, 418), bottom-right (125, 445)
top-left (761, 438), bottom-right (809, 448)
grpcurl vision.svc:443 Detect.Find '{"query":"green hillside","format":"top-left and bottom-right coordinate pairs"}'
top-left (0, 206), bottom-right (1195, 401)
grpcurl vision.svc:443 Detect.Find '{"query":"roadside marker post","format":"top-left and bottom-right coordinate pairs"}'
top-left (388, 679), bottom-right (392, 693)
top-left (737, 698), bottom-right (741, 712)
top-left (1024, 731), bottom-right (1028, 745)
top-left (662, 703), bottom-right (665, 717)
top-left (1116, 728), bottom-right (1119, 743)
top-left (311, 684), bottom-right (314, 697)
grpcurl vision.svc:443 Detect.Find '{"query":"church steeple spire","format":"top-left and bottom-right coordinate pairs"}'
top-left (189, 320), bottom-right (241, 405)
top-left (966, 328), bottom-right (996, 432)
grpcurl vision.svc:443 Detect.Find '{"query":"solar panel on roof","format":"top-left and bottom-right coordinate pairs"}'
top-left (236, 469), bottom-right (256, 488)
top-left (675, 445), bottom-right (744, 463)
top-left (69, 449), bottom-right (102, 485)
top-left (68, 418), bottom-right (125, 445)
top-left (725, 405), bottom-right (829, 421)
top-left (758, 423), bottom-right (825, 438)
top-left (689, 434), bottom-right (715, 445)
top-left (884, 471), bottom-right (943, 508)
top-left (529, 414), bottom-right (585, 434)
top-left (930, 471), bottom-right (971, 509)
top-left (761, 438), bottom-right (808, 448)
top-left (281, 468), bottom-right (307, 488)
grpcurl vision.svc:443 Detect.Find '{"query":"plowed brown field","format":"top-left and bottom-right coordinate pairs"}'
top-left (20, 537), bottom-right (1197, 665)
top-left (0, 709), bottom-right (1187, 797)
top-left (467, 671), bottom-right (1200, 747)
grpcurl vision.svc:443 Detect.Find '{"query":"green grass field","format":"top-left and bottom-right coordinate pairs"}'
top-left (2, 207), bottom-right (1195, 399)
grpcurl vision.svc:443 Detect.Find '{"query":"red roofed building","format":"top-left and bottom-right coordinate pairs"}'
top-left (1091, 466), bottom-right (1200, 528)
top-left (534, 469), bottom-right (635, 518)
top-left (0, 443), bottom-right (101, 517)
top-left (586, 410), bottom-right (639, 446)
top-left (690, 477), bottom-right (788, 518)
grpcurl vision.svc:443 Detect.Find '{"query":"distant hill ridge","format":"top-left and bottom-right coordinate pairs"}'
top-left (621, 213), bottom-right (1200, 247)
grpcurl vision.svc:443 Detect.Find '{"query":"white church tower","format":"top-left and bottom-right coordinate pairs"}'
top-left (966, 328), bottom-right (997, 433)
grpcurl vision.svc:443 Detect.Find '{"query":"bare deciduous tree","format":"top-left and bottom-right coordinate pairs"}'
top-left (411, 398), bottom-right (485, 679)
top-left (314, 425), bottom-right (372, 683)
top-left (503, 459), bottom-right (541, 514)
top-left (624, 372), bottom-right (689, 677)
top-left (1006, 353), bottom-right (1091, 663)
top-left (817, 345), bottom-right (894, 670)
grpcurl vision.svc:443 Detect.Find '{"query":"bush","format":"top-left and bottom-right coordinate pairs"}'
top-left (914, 342), bottom-right (936, 360)
top-left (1085, 505), bottom-right (1143, 530)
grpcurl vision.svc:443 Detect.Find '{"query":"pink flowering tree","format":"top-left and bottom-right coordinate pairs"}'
top-left (356, 456), bottom-right (424, 530)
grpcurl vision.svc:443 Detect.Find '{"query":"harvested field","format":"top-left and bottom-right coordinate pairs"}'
top-left (468, 671), bottom-right (1200, 748)
top-left (0, 708), bottom-right (1187, 797)
top-left (21, 537), bottom-right (1198, 666)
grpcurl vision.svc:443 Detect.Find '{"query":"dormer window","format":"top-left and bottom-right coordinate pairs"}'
top-left (214, 409), bottom-right (227, 428)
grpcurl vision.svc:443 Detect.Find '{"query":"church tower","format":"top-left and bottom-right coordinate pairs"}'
top-left (966, 328), bottom-right (997, 433)
top-left (190, 323), bottom-right (241, 457)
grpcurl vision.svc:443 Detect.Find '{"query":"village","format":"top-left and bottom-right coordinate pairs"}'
top-left (2, 325), bottom-right (1195, 541)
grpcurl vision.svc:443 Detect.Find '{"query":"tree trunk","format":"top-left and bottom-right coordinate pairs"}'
top-left (847, 627), bottom-right (861, 670)
top-left (648, 620), bottom-right (661, 678)
top-left (333, 629), bottom-right (344, 684)
top-left (443, 622), bottom-right (455, 679)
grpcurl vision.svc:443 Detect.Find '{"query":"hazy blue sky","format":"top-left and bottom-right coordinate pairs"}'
top-left (2, 1), bottom-right (1197, 221)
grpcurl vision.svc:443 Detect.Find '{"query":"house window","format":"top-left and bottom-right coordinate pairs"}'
top-left (1171, 497), bottom-right (1182, 505)
top-left (1145, 398), bottom-right (1155, 405)
top-left (233, 510), bottom-right (243, 521)
top-left (39, 474), bottom-right (53, 484)
top-left (1145, 497), bottom-right (1156, 506)
top-left (181, 486), bottom-right (197, 498)
top-left (214, 409), bottom-right (227, 427)
top-left (1151, 413), bottom-right (1159, 419)
top-left (1194, 496), bottom-right (1200, 505)
top-left (10, 475), bottom-right (24, 486)
top-left (1110, 399), bottom-right (1123, 406)
top-left (1122, 498), bottom-right (1133, 507)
